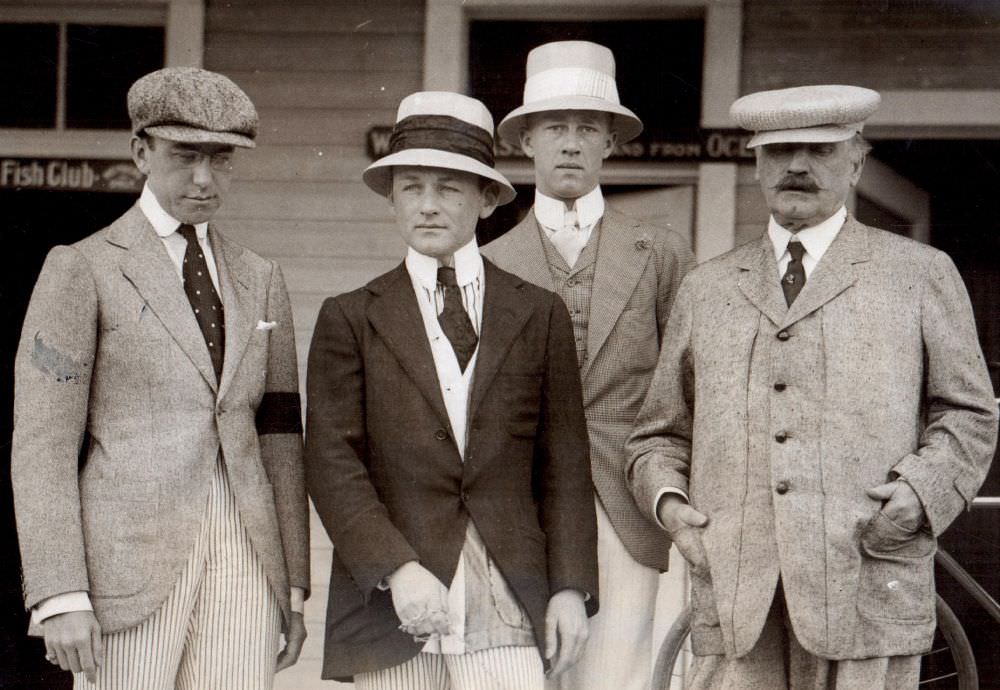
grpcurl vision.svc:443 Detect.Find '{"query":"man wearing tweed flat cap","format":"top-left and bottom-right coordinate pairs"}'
top-left (627, 84), bottom-right (997, 688)
top-left (306, 91), bottom-right (597, 688)
top-left (12, 66), bottom-right (309, 689)
top-left (483, 40), bottom-right (694, 690)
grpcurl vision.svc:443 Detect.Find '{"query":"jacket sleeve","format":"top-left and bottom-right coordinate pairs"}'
top-left (535, 293), bottom-right (599, 614)
top-left (256, 262), bottom-right (310, 595)
top-left (304, 296), bottom-right (419, 599)
top-left (891, 250), bottom-right (998, 535)
top-left (654, 225), bottom-right (696, 340)
top-left (626, 275), bottom-right (697, 525)
top-left (12, 246), bottom-right (98, 608)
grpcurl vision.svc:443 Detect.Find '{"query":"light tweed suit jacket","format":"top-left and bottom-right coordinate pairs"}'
top-left (12, 204), bottom-right (309, 633)
top-left (483, 206), bottom-right (694, 570)
top-left (628, 217), bottom-right (997, 660)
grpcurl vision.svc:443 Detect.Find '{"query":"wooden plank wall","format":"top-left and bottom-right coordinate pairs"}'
top-left (203, 2), bottom-right (424, 687)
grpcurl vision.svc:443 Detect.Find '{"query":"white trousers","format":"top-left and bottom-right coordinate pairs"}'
top-left (549, 499), bottom-right (660, 690)
top-left (75, 461), bottom-right (282, 690)
top-left (354, 647), bottom-right (544, 690)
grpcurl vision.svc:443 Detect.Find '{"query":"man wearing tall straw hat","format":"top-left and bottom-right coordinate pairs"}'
top-left (305, 90), bottom-right (598, 688)
top-left (12, 67), bottom-right (309, 688)
top-left (483, 41), bottom-right (695, 690)
top-left (627, 84), bottom-right (997, 688)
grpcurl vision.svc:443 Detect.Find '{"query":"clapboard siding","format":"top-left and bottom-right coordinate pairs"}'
top-left (743, 0), bottom-right (1000, 91)
top-left (204, 2), bottom-right (423, 687)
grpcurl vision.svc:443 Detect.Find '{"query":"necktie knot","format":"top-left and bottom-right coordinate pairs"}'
top-left (787, 240), bottom-right (806, 262)
top-left (177, 224), bottom-right (198, 244)
top-left (437, 266), bottom-right (459, 289)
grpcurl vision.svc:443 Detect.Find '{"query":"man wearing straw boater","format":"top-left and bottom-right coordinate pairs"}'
top-left (305, 91), bottom-right (598, 688)
top-left (627, 85), bottom-right (997, 688)
top-left (483, 41), bottom-right (695, 690)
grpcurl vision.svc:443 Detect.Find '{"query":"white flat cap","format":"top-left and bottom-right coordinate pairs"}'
top-left (730, 84), bottom-right (881, 148)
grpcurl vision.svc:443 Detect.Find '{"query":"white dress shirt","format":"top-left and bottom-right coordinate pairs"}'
top-left (767, 206), bottom-right (847, 279)
top-left (34, 186), bottom-right (305, 625)
top-left (405, 238), bottom-right (484, 654)
top-left (534, 185), bottom-right (605, 245)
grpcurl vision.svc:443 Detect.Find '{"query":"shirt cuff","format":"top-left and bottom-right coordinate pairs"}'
top-left (290, 586), bottom-right (305, 614)
top-left (653, 488), bottom-right (690, 530)
top-left (31, 591), bottom-right (93, 626)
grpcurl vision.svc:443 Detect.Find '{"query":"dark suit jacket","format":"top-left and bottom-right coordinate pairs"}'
top-left (305, 259), bottom-right (598, 680)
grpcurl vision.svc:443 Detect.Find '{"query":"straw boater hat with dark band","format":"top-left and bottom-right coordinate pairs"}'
top-left (730, 84), bottom-right (881, 148)
top-left (364, 91), bottom-right (516, 206)
top-left (496, 40), bottom-right (643, 147)
top-left (128, 66), bottom-right (258, 148)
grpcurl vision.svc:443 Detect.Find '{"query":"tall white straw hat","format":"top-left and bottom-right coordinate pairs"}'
top-left (730, 84), bottom-right (881, 148)
top-left (363, 91), bottom-right (516, 205)
top-left (496, 41), bottom-right (643, 146)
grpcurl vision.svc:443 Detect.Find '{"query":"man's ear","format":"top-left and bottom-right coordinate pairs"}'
top-left (602, 129), bottom-right (618, 159)
top-left (478, 182), bottom-right (501, 220)
top-left (519, 128), bottom-right (535, 158)
top-left (130, 136), bottom-right (152, 175)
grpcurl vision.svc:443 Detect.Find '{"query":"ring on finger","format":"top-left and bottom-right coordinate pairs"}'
top-left (45, 651), bottom-right (57, 664)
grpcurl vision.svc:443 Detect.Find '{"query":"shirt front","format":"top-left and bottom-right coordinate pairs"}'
top-left (533, 185), bottom-right (605, 243)
top-left (767, 206), bottom-right (848, 279)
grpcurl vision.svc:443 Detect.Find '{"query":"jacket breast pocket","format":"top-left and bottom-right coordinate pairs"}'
top-left (501, 373), bottom-right (543, 438)
top-left (857, 511), bottom-right (935, 623)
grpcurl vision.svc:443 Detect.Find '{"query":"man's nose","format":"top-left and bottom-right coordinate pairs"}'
top-left (560, 129), bottom-right (582, 153)
top-left (191, 157), bottom-right (214, 186)
top-left (419, 189), bottom-right (439, 213)
top-left (787, 147), bottom-right (811, 173)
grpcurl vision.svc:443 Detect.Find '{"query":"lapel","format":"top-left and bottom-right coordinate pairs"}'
top-left (584, 207), bottom-right (653, 379)
top-left (211, 227), bottom-right (256, 399)
top-left (781, 217), bottom-right (870, 328)
top-left (468, 261), bottom-right (536, 420)
top-left (735, 234), bottom-right (788, 329)
top-left (113, 205), bottom-right (218, 392)
top-left (504, 213), bottom-right (556, 291)
top-left (736, 217), bottom-right (871, 329)
top-left (366, 264), bottom-right (452, 430)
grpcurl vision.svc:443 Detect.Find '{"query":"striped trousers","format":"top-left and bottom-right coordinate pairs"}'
top-left (75, 460), bottom-right (282, 690)
top-left (354, 647), bottom-right (544, 690)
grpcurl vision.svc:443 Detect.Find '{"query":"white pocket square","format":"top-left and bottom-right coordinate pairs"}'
top-left (256, 320), bottom-right (278, 331)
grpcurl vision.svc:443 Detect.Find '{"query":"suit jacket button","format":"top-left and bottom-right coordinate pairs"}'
top-left (774, 382), bottom-right (787, 392)
top-left (775, 481), bottom-right (790, 494)
top-left (774, 431), bottom-right (788, 443)
top-left (434, 428), bottom-right (449, 441)
top-left (776, 330), bottom-right (791, 341)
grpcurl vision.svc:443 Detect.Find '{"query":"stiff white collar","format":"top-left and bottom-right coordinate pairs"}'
top-left (139, 184), bottom-right (209, 239)
top-left (767, 206), bottom-right (847, 265)
top-left (533, 185), bottom-right (605, 230)
top-left (405, 238), bottom-right (483, 293)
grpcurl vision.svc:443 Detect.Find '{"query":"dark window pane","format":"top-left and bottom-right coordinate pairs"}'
top-left (0, 24), bottom-right (58, 128)
top-left (469, 20), bottom-right (704, 143)
top-left (66, 24), bottom-right (165, 129)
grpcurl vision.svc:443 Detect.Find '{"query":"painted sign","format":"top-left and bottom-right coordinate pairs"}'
top-left (0, 158), bottom-right (144, 193)
top-left (366, 127), bottom-right (755, 163)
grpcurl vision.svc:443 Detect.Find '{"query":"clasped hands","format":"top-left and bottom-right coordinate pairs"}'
top-left (387, 560), bottom-right (588, 677)
top-left (656, 478), bottom-right (926, 573)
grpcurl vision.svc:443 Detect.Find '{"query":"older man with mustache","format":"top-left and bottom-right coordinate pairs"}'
top-left (627, 85), bottom-right (997, 689)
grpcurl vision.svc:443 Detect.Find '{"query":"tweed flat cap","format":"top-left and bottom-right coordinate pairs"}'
top-left (128, 67), bottom-right (258, 148)
top-left (730, 84), bottom-right (881, 148)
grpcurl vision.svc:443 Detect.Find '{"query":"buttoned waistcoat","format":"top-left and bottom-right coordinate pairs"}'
top-left (628, 218), bottom-right (997, 660)
top-left (12, 204), bottom-right (309, 633)
top-left (304, 260), bottom-right (598, 680)
top-left (483, 207), bottom-right (694, 571)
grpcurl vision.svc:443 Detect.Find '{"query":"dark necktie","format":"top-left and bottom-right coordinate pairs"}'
top-left (177, 224), bottom-right (225, 379)
top-left (782, 240), bottom-right (807, 306)
top-left (436, 266), bottom-right (478, 372)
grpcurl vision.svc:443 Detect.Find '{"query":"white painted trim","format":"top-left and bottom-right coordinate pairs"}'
top-left (870, 90), bottom-right (1000, 128)
top-left (424, 0), bottom-right (744, 256)
top-left (855, 157), bottom-right (931, 244)
top-left (695, 163), bottom-right (737, 261)
top-left (0, 0), bottom-right (204, 158)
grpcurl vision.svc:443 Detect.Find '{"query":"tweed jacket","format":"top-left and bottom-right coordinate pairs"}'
top-left (12, 204), bottom-right (309, 633)
top-left (482, 206), bottom-right (694, 571)
top-left (304, 260), bottom-right (598, 680)
top-left (628, 217), bottom-right (997, 660)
